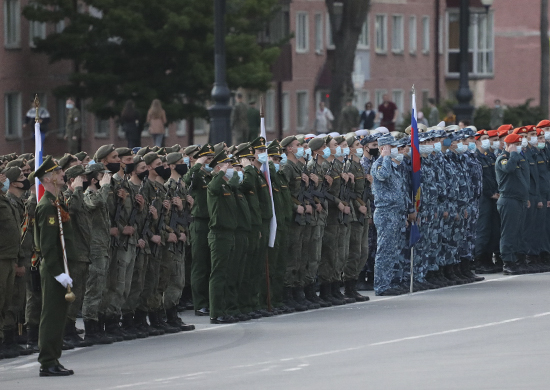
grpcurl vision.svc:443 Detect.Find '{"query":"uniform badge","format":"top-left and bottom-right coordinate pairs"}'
top-left (500, 159), bottom-right (508, 165)
top-left (48, 216), bottom-right (56, 225)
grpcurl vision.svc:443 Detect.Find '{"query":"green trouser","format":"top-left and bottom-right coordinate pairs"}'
top-left (238, 228), bottom-right (259, 314)
top-left (284, 223), bottom-right (305, 288)
top-left (360, 221), bottom-right (370, 268)
top-left (25, 271), bottom-right (42, 327)
top-left (226, 230), bottom-right (248, 316)
top-left (156, 246), bottom-right (173, 310)
top-left (190, 218), bottom-right (211, 310)
top-left (344, 222), bottom-right (368, 281)
top-left (304, 224), bottom-right (323, 286)
top-left (104, 244), bottom-right (136, 318)
top-left (122, 250), bottom-right (147, 315)
top-left (0, 259), bottom-right (16, 339)
top-left (10, 269), bottom-right (27, 330)
top-left (258, 221), bottom-right (271, 310)
top-left (139, 252), bottom-right (162, 312)
top-left (497, 197), bottom-right (527, 263)
top-left (335, 224), bottom-right (351, 282)
top-left (38, 267), bottom-right (69, 369)
top-left (208, 230), bottom-right (235, 318)
top-left (66, 261), bottom-right (89, 322)
top-left (82, 253), bottom-right (110, 321)
top-left (272, 224), bottom-right (289, 307)
top-left (162, 245), bottom-right (185, 310)
top-left (319, 223), bottom-right (339, 283)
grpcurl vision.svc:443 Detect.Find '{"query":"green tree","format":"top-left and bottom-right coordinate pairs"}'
top-left (23, 0), bottom-right (281, 122)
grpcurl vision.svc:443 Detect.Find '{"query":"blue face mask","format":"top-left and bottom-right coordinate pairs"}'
top-left (1, 178), bottom-right (9, 193)
top-left (225, 168), bottom-right (234, 179)
top-left (355, 148), bottom-right (364, 158)
top-left (433, 142), bottom-right (442, 152)
top-left (304, 148), bottom-right (312, 159)
top-left (203, 165), bottom-right (213, 173)
top-left (342, 147), bottom-right (350, 156)
top-left (335, 146), bottom-right (342, 157)
top-left (295, 147), bottom-right (304, 159)
top-left (322, 147), bottom-right (331, 159)
top-left (257, 152), bottom-right (268, 164)
top-left (468, 142), bottom-right (476, 151)
top-left (443, 138), bottom-right (452, 147)
top-left (538, 142), bottom-right (546, 149)
top-left (406, 149), bottom-right (412, 157)
top-left (183, 157), bottom-right (190, 165)
top-left (237, 171), bottom-right (244, 182)
top-left (456, 143), bottom-right (465, 153)
top-left (274, 163), bottom-right (280, 172)
top-left (280, 153), bottom-right (287, 164)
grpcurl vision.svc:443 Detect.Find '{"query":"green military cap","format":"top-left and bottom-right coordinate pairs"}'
top-left (133, 154), bottom-right (144, 165)
top-left (2, 167), bottom-right (22, 183)
top-left (227, 145), bottom-right (237, 155)
top-left (27, 159), bottom-right (35, 171)
top-left (234, 143), bottom-right (254, 158)
top-left (197, 143), bottom-right (215, 157)
top-left (160, 155), bottom-right (166, 163)
top-left (136, 146), bottom-right (151, 156)
top-left (346, 135), bottom-right (357, 147)
top-left (65, 165), bottom-right (86, 179)
top-left (95, 144), bottom-right (116, 161)
top-left (208, 150), bottom-right (233, 168)
top-left (157, 147), bottom-right (167, 156)
top-left (6, 153), bottom-right (17, 161)
top-left (324, 135), bottom-right (333, 145)
top-left (296, 135), bottom-right (306, 145)
top-left (20, 153), bottom-right (33, 161)
top-left (166, 152), bottom-right (183, 165)
top-left (151, 146), bottom-right (160, 153)
top-left (6, 159), bottom-right (25, 168)
top-left (214, 142), bottom-right (226, 154)
top-left (143, 152), bottom-right (160, 166)
top-left (85, 162), bottom-right (108, 174)
top-left (250, 136), bottom-right (267, 150)
top-left (171, 144), bottom-right (182, 152)
top-left (280, 136), bottom-right (297, 148)
top-left (74, 151), bottom-right (88, 161)
top-left (115, 147), bottom-right (133, 158)
top-left (58, 153), bottom-right (77, 170)
top-left (334, 135), bottom-right (345, 145)
top-left (267, 140), bottom-right (282, 156)
top-left (308, 137), bottom-right (325, 152)
top-left (33, 155), bottom-right (62, 180)
top-left (183, 145), bottom-right (200, 157)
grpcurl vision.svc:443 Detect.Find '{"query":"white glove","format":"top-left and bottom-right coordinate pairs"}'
top-left (54, 273), bottom-right (73, 288)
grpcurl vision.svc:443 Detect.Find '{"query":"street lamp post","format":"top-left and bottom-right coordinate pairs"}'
top-left (208, 0), bottom-right (232, 145)
top-left (453, 0), bottom-right (474, 124)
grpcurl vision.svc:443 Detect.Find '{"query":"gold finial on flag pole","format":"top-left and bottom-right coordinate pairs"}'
top-left (34, 94), bottom-right (40, 123)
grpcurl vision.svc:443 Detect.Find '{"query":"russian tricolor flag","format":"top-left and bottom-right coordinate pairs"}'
top-left (409, 87), bottom-right (421, 247)
top-left (34, 120), bottom-right (44, 201)
top-left (260, 112), bottom-right (277, 248)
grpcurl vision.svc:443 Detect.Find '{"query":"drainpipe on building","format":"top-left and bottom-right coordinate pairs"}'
top-left (434, 0), bottom-right (440, 105)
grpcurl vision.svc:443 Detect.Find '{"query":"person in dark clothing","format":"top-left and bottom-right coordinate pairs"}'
top-left (120, 100), bottom-right (141, 149)
top-left (360, 102), bottom-right (376, 130)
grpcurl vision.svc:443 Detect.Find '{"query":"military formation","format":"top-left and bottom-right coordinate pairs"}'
top-left (1, 118), bottom-right (550, 375)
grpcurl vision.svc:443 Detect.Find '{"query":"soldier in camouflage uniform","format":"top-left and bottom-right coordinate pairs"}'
top-left (65, 98), bottom-right (81, 155)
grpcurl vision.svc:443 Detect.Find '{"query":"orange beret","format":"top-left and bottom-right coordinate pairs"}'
top-left (537, 128), bottom-right (545, 136)
top-left (474, 129), bottom-right (489, 139)
top-left (497, 124), bottom-right (514, 132)
top-left (524, 125), bottom-right (536, 133)
top-left (498, 129), bottom-right (509, 138)
top-left (487, 130), bottom-right (498, 137)
top-left (504, 134), bottom-right (522, 143)
top-left (536, 119), bottom-right (550, 128)
top-left (512, 127), bottom-right (528, 135)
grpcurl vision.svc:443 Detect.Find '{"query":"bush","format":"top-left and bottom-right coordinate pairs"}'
top-left (503, 99), bottom-right (546, 127)
top-left (473, 105), bottom-right (491, 130)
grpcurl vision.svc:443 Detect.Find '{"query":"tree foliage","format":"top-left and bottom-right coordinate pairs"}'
top-left (23, 0), bottom-right (281, 122)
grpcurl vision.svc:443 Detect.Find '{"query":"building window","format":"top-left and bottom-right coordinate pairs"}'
top-left (392, 15), bottom-right (404, 53)
top-left (265, 90), bottom-right (275, 132)
top-left (375, 14), bottom-right (387, 53)
top-left (296, 91), bottom-right (308, 131)
top-left (296, 12), bottom-right (309, 53)
top-left (409, 16), bottom-right (417, 54)
top-left (29, 21), bottom-right (47, 47)
top-left (314, 13), bottom-right (323, 53)
top-left (4, 0), bottom-right (21, 48)
top-left (422, 90), bottom-right (430, 109)
top-left (282, 92), bottom-right (290, 132)
top-left (356, 90), bottom-right (370, 111)
top-left (326, 14), bottom-right (335, 49)
top-left (5, 92), bottom-right (22, 138)
top-left (447, 11), bottom-right (494, 77)
top-left (422, 16), bottom-right (430, 54)
top-left (392, 90), bottom-right (404, 123)
top-left (375, 90), bottom-right (387, 108)
top-left (95, 118), bottom-right (110, 137)
top-left (358, 16), bottom-right (369, 49)
top-left (56, 99), bottom-right (66, 136)
top-left (56, 20), bottom-right (65, 33)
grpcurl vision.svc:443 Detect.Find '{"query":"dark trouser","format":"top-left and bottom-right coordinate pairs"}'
top-left (227, 230), bottom-right (248, 316)
top-left (475, 195), bottom-right (500, 257)
top-left (25, 270), bottom-right (42, 327)
top-left (190, 218), bottom-right (211, 310)
top-left (0, 259), bottom-right (16, 339)
top-left (163, 247), bottom-right (185, 311)
top-left (38, 267), bottom-right (69, 369)
top-left (521, 195), bottom-right (541, 255)
top-left (344, 222), bottom-right (369, 281)
top-left (208, 230), bottom-right (235, 318)
top-left (284, 223), bottom-right (305, 288)
top-left (497, 197), bottom-right (527, 263)
top-left (122, 250), bottom-right (147, 315)
top-left (238, 228), bottom-right (259, 314)
top-left (258, 221), bottom-right (271, 310)
top-left (67, 261), bottom-right (89, 322)
top-left (319, 224), bottom-right (339, 283)
top-left (273, 223), bottom-right (289, 307)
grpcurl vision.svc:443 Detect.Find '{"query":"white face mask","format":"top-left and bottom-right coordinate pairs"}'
top-left (390, 148), bottom-right (399, 159)
top-left (521, 138), bottom-right (528, 147)
top-left (225, 168), bottom-right (234, 179)
top-left (545, 132), bottom-right (550, 141)
top-left (481, 139), bottom-right (491, 150)
top-left (456, 143), bottom-right (465, 153)
top-left (394, 154), bottom-right (404, 163)
top-left (529, 136), bottom-right (538, 146)
top-left (355, 148), bottom-right (364, 158)
top-left (491, 141), bottom-right (500, 150)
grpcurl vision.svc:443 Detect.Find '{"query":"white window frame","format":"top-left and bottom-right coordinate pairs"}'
top-left (358, 16), bottom-right (369, 49)
top-left (296, 91), bottom-right (309, 132)
top-left (375, 14), bottom-right (388, 54)
top-left (445, 10), bottom-right (494, 77)
top-left (392, 90), bottom-right (404, 124)
top-left (422, 16), bottom-right (430, 54)
top-left (374, 89), bottom-right (387, 109)
top-left (314, 13), bottom-right (323, 54)
top-left (5, 92), bottom-right (22, 139)
top-left (282, 92), bottom-right (290, 132)
top-left (4, 0), bottom-right (21, 48)
top-left (391, 14), bottom-right (404, 54)
top-left (326, 13), bottom-right (335, 49)
top-left (265, 90), bottom-right (275, 132)
top-left (296, 12), bottom-right (309, 53)
top-left (29, 20), bottom-right (47, 48)
top-left (409, 15), bottom-right (417, 54)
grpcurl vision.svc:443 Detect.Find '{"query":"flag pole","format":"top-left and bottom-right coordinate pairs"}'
top-left (410, 84), bottom-right (416, 295)
top-left (260, 96), bottom-right (272, 311)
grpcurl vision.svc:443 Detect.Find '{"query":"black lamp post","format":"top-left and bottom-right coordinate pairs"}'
top-left (208, 0), bottom-right (232, 145)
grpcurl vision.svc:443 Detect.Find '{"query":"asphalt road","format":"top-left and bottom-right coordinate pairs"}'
top-left (2, 273), bottom-right (549, 390)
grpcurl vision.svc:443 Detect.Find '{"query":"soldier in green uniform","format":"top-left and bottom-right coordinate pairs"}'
top-left (340, 99), bottom-right (360, 133)
top-left (207, 151), bottom-right (238, 323)
top-left (32, 156), bottom-right (75, 376)
top-left (184, 144), bottom-right (215, 316)
top-left (247, 100), bottom-right (261, 142)
top-left (65, 98), bottom-right (81, 154)
top-left (231, 93), bottom-right (249, 145)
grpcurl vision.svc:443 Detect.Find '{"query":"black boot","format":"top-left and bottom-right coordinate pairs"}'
top-left (453, 263), bottom-right (472, 283)
top-left (305, 283), bottom-right (331, 307)
top-left (333, 281), bottom-right (355, 304)
top-left (344, 280), bottom-right (369, 302)
top-left (293, 286), bottom-right (320, 310)
top-left (283, 287), bottom-right (307, 312)
top-left (355, 271), bottom-right (369, 291)
top-left (64, 321), bottom-right (93, 348)
top-left (437, 268), bottom-right (456, 286)
top-left (105, 316), bottom-right (136, 341)
top-left (25, 325), bottom-right (40, 353)
top-left (425, 271), bottom-right (444, 288)
top-left (0, 336), bottom-right (19, 359)
top-left (320, 282), bottom-right (344, 305)
top-left (83, 319), bottom-right (114, 345)
top-left (461, 258), bottom-right (484, 282)
top-left (134, 309), bottom-right (163, 336)
top-left (525, 255), bottom-right (543, 273)
top-left (2, 329), bottom-right (25, 357)
top-left (166, 307), bottom-right (195, 331)
top-left (493, 253), bottom-right (504, 271)
top-left (122, 313), bottom-right (148, 339)
top-left (149, 310), bottom-right (180, 334)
